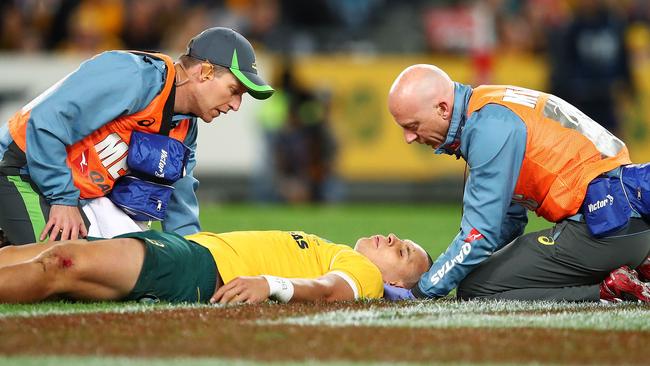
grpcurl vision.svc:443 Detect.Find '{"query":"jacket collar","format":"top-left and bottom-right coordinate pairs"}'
top-left (434, 82), bottom-right (473, 157)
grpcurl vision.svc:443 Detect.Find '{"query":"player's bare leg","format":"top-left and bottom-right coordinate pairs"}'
top-left (0, 240), bottom-right (88, 268)
top-left (0, 238), bottom-right (145, 303)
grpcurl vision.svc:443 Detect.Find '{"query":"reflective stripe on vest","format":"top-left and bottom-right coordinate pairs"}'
top-left (467, 85), bottom-right (631, 222)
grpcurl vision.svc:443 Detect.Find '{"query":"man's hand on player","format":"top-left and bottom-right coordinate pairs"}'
top-left (211, 276), bottom-right (270, 305)
top-left (40, 204), bottom-right (87, 242)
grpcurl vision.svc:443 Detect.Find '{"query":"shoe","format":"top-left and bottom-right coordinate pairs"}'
top-left (599, 266), bottom-right (650, 303)
top-left (635, 256), bottom-right (650, 282)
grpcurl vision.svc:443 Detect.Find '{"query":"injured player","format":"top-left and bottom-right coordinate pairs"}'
top-left (0, 229), bottom-right (432, 304)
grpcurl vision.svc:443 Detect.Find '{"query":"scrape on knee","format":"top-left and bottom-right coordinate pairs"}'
top-left (37, 249), bottom-right (74, 272)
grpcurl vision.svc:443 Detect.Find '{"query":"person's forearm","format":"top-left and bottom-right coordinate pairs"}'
top-left (288, 278), bottom-right (345, 302)
top-left (264, 276), bottom-right (354, 303)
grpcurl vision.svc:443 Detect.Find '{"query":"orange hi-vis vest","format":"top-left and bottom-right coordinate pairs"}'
top-left (7, 52), bottom-right (191, 199)
top-left (467, 86), bottom-right (631, 222)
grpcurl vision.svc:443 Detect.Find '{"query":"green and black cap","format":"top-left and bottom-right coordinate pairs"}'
top-left (187, 27), bottom-right (274, 100)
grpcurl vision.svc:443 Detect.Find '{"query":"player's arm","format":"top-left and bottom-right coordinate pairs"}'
top-left (210, 273), bottom-right (354, 304)
top-left (162, 119), bottom-right (201, 235)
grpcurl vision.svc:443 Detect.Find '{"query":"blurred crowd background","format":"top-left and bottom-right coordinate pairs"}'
top-left (1, 0), bottom-right (649, 203)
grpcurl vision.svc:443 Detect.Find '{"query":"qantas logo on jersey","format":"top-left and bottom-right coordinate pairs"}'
top-left (94, 133), bottom-right (129, 179)
top-left (430, 228), bottom-right (483, 286)
top-left (430, 242), bottom-right (472, 286)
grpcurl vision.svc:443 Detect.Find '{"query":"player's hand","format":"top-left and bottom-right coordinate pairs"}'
top-left (210, 276), bottom-right (270, 305)
top-left (383, 283), bottom-right (415, 301)
top-left (40, 204), bottom-right (87, 242)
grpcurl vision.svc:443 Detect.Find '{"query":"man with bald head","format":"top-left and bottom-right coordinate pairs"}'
top-left (385, 64), bottom-right (650, 303)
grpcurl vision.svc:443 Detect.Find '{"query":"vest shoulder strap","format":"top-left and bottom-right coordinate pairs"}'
top-left (158, 83), bottom-right (175, 137)
top-left (126, 50), bottom-right (176, 137)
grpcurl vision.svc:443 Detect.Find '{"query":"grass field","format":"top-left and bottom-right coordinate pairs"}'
top-left (2, 203), bottom-right (649, 365)
top-left (196, 203), bottom-right (551, 255)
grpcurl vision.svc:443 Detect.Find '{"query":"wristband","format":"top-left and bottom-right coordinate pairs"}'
top-left (262, 275), bottom-right (294, 303)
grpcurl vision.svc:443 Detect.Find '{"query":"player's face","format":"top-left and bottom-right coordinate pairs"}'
top-left (194, 69), bottom-right (246, 122)
top-left (354, 234), bottom-right (430, 288)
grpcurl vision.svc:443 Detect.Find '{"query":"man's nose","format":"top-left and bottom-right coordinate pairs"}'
top-left (387, 233), bottom-right (397, 246)
top-left (229, 94), bottom-right (242, 111)
top-left (404, 130), bottom-right (417, 144)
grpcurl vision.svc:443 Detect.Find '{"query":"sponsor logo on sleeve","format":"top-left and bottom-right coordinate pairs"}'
top-left (430, 228), bottom-right (484, 285)
top-left (464, 228), bottom-right (484, 243)
top-left (430, 242), bottom-right (472, 286)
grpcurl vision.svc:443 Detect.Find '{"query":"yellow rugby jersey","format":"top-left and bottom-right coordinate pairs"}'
top-left (185, 231), bottom-right (383, 299)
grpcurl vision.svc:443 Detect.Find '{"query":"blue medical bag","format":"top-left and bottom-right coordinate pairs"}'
top-left (108, 176), bottom-right (174, 221)
top-left (108, 131), bottom-right (189, 221)
top-left (127, 131), bottom-right (189, 183)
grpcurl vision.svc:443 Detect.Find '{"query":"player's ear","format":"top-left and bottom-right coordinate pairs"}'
top-left (200, 62), bottom-right (215, 81)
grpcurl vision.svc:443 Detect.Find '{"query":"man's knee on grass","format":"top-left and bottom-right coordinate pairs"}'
top-left (457, 277), bottom-right (490, 300)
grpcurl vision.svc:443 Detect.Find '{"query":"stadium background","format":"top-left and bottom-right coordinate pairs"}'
top-left (1, 0), bottom-right (649, 205)
top-left (2, 3), bottom-right (650, 364)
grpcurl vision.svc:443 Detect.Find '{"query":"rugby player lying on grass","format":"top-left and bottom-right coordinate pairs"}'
top-left (0, 230), bottom-right (431, 304)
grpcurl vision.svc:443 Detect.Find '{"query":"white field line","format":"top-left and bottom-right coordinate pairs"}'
top-left (0, 303), bottom-right (211, 318)
top-left (260, 300), bottom-right (650, 331)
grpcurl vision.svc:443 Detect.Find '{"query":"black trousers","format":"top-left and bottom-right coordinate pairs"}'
top-left (0, 175), bottom-right (88, 245)
top-left (458, 218), bottom-right (650, 301)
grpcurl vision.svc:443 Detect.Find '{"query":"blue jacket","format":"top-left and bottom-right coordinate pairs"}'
top-left (0, 51), bottom-right (200, 235)
top-left (413, 82), bottom-right (528, 298)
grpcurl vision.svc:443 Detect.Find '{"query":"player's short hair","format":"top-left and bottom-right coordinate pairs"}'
top-left (178, 54), bottom-right (229, 76)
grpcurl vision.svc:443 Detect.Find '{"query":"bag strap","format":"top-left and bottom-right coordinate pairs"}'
top-left (127, 50), bottom-right (175, 137)
top-left (158, 83), bottom-right (175, 137)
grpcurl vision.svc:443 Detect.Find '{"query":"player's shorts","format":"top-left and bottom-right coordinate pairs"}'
top-left (112, 230), bottom-right (218, 303)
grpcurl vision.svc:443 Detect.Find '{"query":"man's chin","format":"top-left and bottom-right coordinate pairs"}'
top-left (353, 238), bottom-right (367, 251)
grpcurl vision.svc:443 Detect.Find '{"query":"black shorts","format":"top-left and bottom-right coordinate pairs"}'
top-left (113, 230), bottom-right (218, 303)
